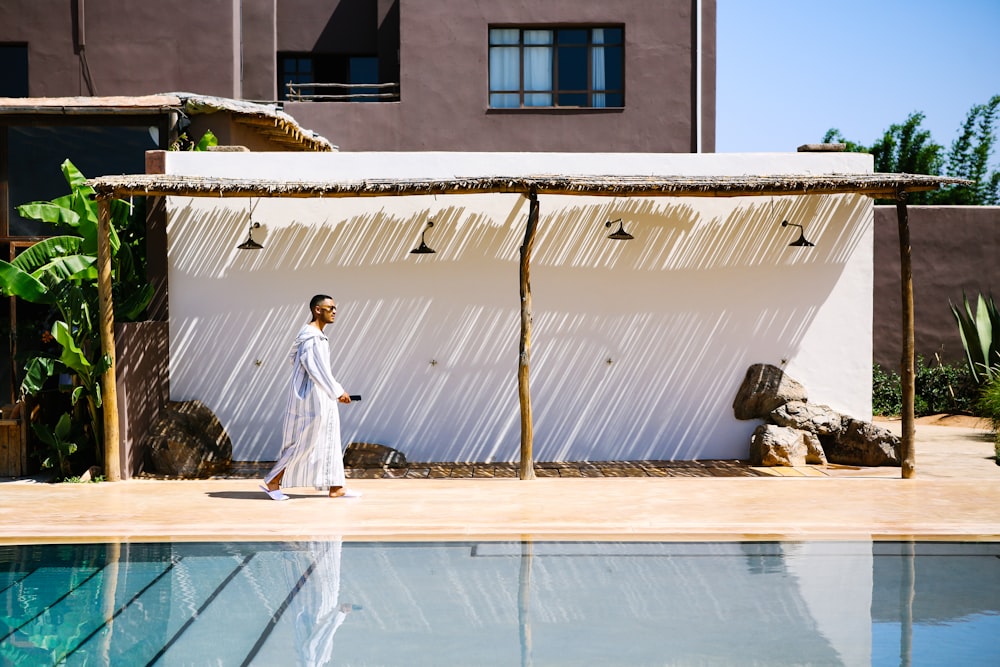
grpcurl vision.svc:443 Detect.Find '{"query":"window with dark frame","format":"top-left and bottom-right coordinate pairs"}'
top-left (278, 53), bottom-right (384, 102)
top-left (489, 27), bottom-right (623, 109)
top-left (279, 54), bottom-right (315, 101)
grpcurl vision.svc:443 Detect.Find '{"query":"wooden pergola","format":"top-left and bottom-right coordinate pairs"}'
top-left (88, 171), bottom-right (970, 481)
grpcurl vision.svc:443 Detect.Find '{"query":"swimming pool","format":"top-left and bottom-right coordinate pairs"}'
top-left (1, 540), bottom-right (997, 665)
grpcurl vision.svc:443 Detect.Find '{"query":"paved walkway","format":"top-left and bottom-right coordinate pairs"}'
top-left (1, 422), bottom-right (997, 545)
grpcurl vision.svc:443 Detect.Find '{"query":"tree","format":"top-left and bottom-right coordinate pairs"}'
top-left (824, 96), bottom-right (1000, 205)
top-left (826, 113), bottom-right (944, 204)
top-left (869, 112), bottom-right (944, 178)
top-left (821, 128), bottom-right (868, 154)
top-left (932, 95), bottom-right (1000, 205)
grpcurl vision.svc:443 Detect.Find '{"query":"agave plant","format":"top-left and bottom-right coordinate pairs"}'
top-left (0, 159), bottom-right (153, 472)
top-left (950, 292), bottom-right (1000, 384)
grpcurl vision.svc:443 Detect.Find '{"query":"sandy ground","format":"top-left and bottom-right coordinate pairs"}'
top-left (0, 415), bottom-right (996, 544)
top-left (875, 413), bottom-right (994, 429)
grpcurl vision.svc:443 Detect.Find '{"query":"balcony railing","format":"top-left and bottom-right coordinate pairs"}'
top-left (285, 82), bottom-right (400, 102)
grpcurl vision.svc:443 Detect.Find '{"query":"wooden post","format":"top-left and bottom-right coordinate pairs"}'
top-left (896, 191), bottom-right (915, 478)
top-left (518, 189), bottom-right (539, 480)
top-left (518, 540), bottom-right (534, 666)
top-left (899, 541), bottom-right (915, 666)
top-left (98, 199), bottom-right (121, 481)
top-left (99, 542), bottom-right (121, 660)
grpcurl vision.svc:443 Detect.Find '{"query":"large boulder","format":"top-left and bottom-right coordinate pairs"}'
top-left (823, 418), bottom-right (901, 467)
top-left (142, 400), bottom-right (232, 478)
top-left (749, 424), bottom-right (827, 467)
top-left (733, 364), bottom-right (808, 420)
top-left (769, 401), bottom-right (842, 436)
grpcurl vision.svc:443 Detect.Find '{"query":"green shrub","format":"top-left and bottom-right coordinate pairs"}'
top-left (915, 356), bottom-right (978, 414)
top-left (978, 374), bottom-right (1000, 435)
top-left (873, 357), bottom-right (979, 417)
top-left (873, 363), bottom-right (902, 416)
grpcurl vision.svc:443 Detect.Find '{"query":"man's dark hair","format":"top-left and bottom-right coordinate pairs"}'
top-left (309, 294), bottom-right (333, 310)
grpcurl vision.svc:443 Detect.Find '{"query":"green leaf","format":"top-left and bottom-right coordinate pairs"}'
top-left (91, 378), bottom-right (102, 409)
top-left (0, 260), bottom-right (50, 302)
top-left (32, 421), bottom-right (57, 447)
top-left (61, 159), bottom-right (93, 193)
top-left (194, 130), bottom-right (218, 151)
top-left (116, 283), bottom-right (154, 320)
top-left (20, 356), bottom-right (62, 396)
top-left (72, 190), bottom-right (100, 254)
top-left (49, 282), bottom-right (95, 344)
top-left (73, 190), bottom-right (121, 256)
top-left (11, 236), bottom-right (85, 273)
top-left (952, 295), bottom-right (984, 383)
top-left (973, 294), bottom-right (993, 373)
top-left (110, 198), bottom-right (133, 228)
top-left (31, 255), bottom-right (97, 284)
top-left (951, 291), bottom-right (1000, 384)
top-left (52, 320), bottom-right (92, 377)
top-left (14, 202), bottom-right (81, 227)
top-left (54, 412), bottom-right (73, 440)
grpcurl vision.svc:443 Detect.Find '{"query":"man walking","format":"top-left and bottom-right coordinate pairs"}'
top-left (261, 294), bottom-right (359, 500)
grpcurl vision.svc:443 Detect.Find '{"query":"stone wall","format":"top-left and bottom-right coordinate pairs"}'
top-left (873, 206), bottom-right (1000, 370)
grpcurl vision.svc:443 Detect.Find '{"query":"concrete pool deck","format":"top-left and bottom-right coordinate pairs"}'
top-left (1, 419), bottom-right (997, 545)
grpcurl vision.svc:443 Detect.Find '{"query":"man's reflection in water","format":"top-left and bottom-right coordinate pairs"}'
top-left (284, 538), bottom-right (359, 666)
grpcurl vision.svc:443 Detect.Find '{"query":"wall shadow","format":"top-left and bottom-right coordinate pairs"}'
top-left (165, 191), bottom-right (871, 462)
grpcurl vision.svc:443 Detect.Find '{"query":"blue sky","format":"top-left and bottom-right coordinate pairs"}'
top-left (716, 0), bottom-right (1000, 156)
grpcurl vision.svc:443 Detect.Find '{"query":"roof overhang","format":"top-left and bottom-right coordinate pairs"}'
top-left (0, 93), bottom-right (334, 152)
top-left (87, 172), bottom-right (971, 201)
top-left (85, 167), bottom-right (969, 482)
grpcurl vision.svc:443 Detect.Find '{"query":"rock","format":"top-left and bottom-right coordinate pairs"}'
top-left (823, 418), bottom-right (900, 467)
top-left (142, 400), bottom-right (232, 478)
top-left (733, 364), bottom-right (808, 420)
top-left (79, 465), bottom-right (103, 482)
top-left (749, 424), bottom-right (827, 466)
top-left (344, 442), bottom-right (407, 468)
top-left (769, 401), bottom-right (842, 436)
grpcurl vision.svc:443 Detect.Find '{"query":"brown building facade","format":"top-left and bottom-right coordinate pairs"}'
top-left (873, 205), bottom-right (1000, 372)
top-left (0, 0), bottom-right (716, 152)
top-left (0, 1), bottom-right (716, 475)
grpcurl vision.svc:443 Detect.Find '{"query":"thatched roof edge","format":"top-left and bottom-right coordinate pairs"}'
top-left (0, 93), bottom-right (335, 152)
top-left (176, 93), bottom-right (335, 152)
top-left (86, 172), bottom-right (972, 201)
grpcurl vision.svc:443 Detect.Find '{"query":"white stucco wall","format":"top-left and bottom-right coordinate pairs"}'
top-left (162, 151), bottom-right (874, 463)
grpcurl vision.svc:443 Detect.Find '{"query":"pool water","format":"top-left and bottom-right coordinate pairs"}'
top-left (1, 541), bottom-right (997, 666)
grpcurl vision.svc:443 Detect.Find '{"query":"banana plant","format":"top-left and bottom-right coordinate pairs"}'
top-left (0, 159), bottom-right (152, 472)
top-left (31, 412), bottom-right (81, 481)
top-left (950, 292), bottom-right (1000, 384)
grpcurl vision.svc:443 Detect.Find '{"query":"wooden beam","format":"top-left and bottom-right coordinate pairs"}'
top-left (896, 191), bottom-right (915, 478)
top-left (98, 199), bottom-right (121, 481)
top-left (89, 173), bottom-right (969, 202)
top-left (518, 189), bottom-right (539, 480)
top-left (89, 184), bottom-right (942, 201)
